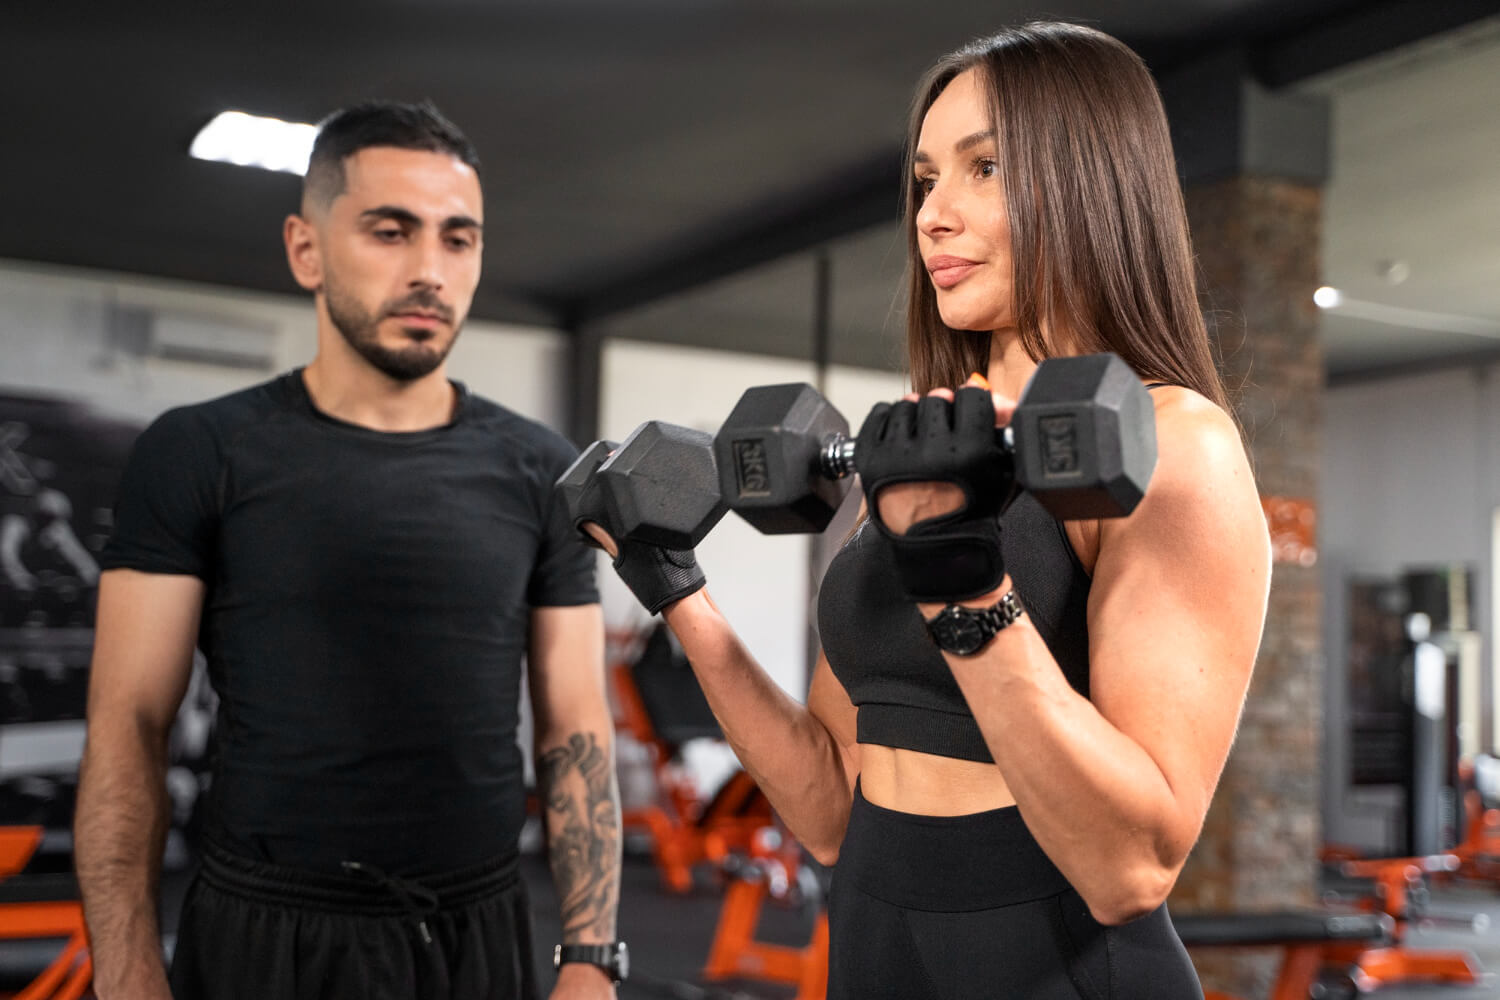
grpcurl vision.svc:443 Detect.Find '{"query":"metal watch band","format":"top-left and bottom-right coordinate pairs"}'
top-left (925, 589), bottom-right (1023, 655)
top-left (980, 590), bottom-right (1024, 631)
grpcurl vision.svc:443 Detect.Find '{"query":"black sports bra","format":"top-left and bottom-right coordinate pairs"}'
top-left (815, 382), bottom-right (1170, 762)
top-left (817, 492), bottom-right (1092, 762)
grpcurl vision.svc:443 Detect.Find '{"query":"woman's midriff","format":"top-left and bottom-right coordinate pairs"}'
top-left (845, 514), bottom-right (1098, 818)
top-left (858, 744), bottom-right (1017, 816)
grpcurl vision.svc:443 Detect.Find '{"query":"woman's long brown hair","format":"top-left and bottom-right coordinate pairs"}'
top-left (903, 22), bottom-right (1229, 414)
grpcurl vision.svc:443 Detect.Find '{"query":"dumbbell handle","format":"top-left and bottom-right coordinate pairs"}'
top-left (817, 426), bottom-right (1016, 481)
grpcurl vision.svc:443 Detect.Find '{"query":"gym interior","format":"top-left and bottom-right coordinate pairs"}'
top-left (2, 3), bottom-right (1499, 998)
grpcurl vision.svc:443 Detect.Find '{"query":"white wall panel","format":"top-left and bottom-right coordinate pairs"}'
top-left (447, 320), bottom-right (570, 429)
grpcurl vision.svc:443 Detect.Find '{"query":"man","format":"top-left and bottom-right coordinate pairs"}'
top-left (74, 101), bottom-right (624, 999)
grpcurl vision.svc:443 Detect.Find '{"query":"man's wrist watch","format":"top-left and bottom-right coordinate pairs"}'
top-left (554, 942), bottom-right (629, 984)
top-left (925, 590), bottom-right (1023, 655)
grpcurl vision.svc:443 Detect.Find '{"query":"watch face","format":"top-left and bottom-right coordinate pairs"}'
top-left (930, 608), bottom-right (989, 655)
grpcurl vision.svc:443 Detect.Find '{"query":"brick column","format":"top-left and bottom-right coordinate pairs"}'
top-left (1162, 54), bottom-right (1329, 1000)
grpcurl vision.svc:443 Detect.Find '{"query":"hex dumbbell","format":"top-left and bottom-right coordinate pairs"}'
top-left (556, 353), bottom-right (1157, 547)
top-left (555, 421), bottom-right (727, 550)
top-left (714, 352), bottom-right (1157, 533)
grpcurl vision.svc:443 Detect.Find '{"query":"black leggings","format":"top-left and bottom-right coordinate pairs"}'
top-left (168, 839), bottom-right (537, 1000)
top-left (828, 786), bottom-right (1203, 1000)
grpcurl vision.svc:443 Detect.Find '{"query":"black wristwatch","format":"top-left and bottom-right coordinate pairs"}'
top-left (925, 590), bottom-right (1023, 655)
top-left (554, 942), bottom-right (629, 984)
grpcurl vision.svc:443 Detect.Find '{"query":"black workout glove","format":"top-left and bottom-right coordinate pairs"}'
top-left (855, 388), bottom-right (1017, 602)
top-left (610, 539), bottom-right (707, 616)
top-left (560, 440), bottom-right (707, 616)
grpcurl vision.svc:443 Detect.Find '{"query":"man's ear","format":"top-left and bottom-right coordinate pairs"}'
top-left (284, 214), bottom-right (322, 292)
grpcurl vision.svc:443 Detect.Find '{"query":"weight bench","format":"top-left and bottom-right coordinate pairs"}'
top-left (1326, 852), bottom-right (1490, 991)
top-left (0, 826), bottom-right (92, 1000)
top-left (1175, 910), bottom-right (1392, 1000)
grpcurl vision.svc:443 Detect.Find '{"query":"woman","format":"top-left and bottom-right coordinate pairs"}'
top-left (588, 21), bottom-right (1269, 999)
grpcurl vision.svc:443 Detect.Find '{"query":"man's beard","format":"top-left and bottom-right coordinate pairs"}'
top-left (324, 276), bottom-right (460, 382)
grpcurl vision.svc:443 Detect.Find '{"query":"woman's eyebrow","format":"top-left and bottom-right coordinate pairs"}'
top-left (913, 129), bottom-right (997, 166)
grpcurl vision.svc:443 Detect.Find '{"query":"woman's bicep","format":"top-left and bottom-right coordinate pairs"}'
top-left (1085, 396), bottom-right (1270, 838)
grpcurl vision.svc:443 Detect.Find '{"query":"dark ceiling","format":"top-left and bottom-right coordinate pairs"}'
top-left (5, 1), bottom-right (1494, 345)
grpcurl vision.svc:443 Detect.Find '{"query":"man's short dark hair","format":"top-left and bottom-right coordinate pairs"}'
top-left (303, 100), bottom-right (481, 210)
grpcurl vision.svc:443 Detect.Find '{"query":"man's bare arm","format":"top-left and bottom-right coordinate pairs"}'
top-left (75, 569), bottom-right (203, 999)
top-left (528, 604), bottom-right (619, 945)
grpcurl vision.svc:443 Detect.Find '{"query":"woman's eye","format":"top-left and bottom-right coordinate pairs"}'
top-left (977, 159), bottom-right (997, 179)
top-left (916, 176), bottom-right (936, 196)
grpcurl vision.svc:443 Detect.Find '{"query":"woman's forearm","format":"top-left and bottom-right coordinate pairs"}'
top-left (663, 591), bottom-right (854, 858)
top-left (949, 617), bottom-right (1194, 924)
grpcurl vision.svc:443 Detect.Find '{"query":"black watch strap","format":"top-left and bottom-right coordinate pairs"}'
top-left (554, 942), bottom-right (629, 983)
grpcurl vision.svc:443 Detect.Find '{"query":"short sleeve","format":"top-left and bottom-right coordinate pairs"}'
top-left (98, 406), bottom-right (221, 580)
top-left (525, 439), bottom-right (599, 608)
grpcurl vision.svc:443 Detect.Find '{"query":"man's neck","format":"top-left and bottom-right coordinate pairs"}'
top-left (301, 355), bottom-right (456, 432)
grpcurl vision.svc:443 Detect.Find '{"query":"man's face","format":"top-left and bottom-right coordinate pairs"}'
top-left (307, 147), bottom-right (484, 381)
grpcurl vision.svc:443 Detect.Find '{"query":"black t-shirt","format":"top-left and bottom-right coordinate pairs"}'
top-left (100, 371), bottom-right (598, 875)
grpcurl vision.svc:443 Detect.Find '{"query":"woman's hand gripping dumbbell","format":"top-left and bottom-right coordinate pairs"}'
top-left (554, 353), bottom-right (1156, 611)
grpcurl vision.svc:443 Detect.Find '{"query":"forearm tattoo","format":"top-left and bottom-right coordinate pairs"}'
top-left (538, 732), bottom-right (621, 941)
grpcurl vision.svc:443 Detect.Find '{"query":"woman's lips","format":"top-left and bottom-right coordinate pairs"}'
top-left (928, 258), bottom-right (980, 289)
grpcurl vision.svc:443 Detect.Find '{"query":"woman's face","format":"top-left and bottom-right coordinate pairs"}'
top-left (913, 68), bottom-right (1014, 333)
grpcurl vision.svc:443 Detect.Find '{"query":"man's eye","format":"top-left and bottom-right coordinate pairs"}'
top-left (373, 229), bottom-right (404, 242)
top-left (446, 235), bottom-right (474, 250)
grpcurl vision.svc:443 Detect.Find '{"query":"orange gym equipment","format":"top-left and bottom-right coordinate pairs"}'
top-left (702, 823), bottom-right (827, 1000)
top-left (1321, 851), bottom-right (1487, 991)
top-left (0, 826), bottom-right (92, 1000)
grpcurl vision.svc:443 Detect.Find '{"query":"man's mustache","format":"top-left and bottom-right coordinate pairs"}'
top-left (383, 292), bottom-right (454, 325)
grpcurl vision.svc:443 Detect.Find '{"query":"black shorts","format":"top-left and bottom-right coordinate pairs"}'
top-left (168, 839), bottom-right (538, 1000)
top-left (827, 785), bottom-right (1203, 1000)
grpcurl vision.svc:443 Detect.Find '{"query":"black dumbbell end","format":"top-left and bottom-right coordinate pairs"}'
top-left (555, 439), bottom-right (620, 547)
top-left (1013, 354), bottom-right (1157, 520)
top-left (714, 383), bottom-right (853, 535)
top-left (597, 421), bottom-right (729, 549)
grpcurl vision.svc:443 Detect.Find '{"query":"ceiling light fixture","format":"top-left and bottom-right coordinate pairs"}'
top-left (189, 111), bottom-right (318, 175)
top-left (1313, 286), bottom-right (1343, 309)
